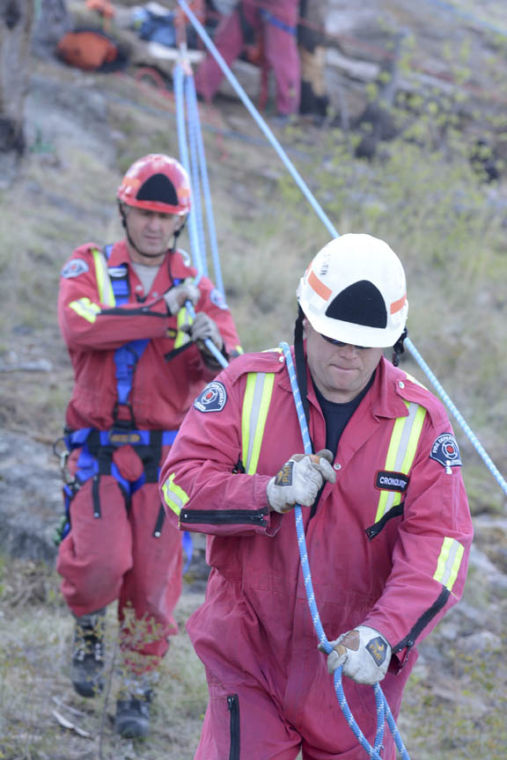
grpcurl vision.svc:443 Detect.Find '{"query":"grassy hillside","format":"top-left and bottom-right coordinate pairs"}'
top-left (0, 22), bottom-right (506, 759)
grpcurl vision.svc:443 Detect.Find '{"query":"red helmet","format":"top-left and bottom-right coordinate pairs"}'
top-left (117, 154), bottom-right (191, 215)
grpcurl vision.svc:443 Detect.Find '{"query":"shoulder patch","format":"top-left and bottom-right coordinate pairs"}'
top-left (61, 258), bottom-right (89, 278)
top-left (194, 381), bottom-right (227, 413)
top-left (430, 433), bottom-right (462, 468)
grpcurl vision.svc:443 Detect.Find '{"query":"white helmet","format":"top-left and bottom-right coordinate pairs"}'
top-left (297, 234), bottom-right (408, 348)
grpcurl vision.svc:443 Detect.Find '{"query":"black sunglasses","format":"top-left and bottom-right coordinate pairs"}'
top-left (320, 333), bottom-right (368, 350)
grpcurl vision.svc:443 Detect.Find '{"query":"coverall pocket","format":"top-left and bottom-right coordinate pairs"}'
top-left (227, 694), bottom-right (240, 760)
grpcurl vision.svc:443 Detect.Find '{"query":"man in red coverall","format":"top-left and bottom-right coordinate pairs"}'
top-left (197, 0), bottom-right (301, 120)
top-left (160, 233), bottom-right (473, 759)
top-left (56, 153), bottom-right (241, 738)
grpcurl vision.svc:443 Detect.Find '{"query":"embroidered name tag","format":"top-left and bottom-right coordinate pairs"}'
top-left (375, 471), bottom-right (409, 492)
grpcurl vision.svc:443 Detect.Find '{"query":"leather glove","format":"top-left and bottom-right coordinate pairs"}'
top-left (184, 312), bottom-right (224, 351)
top-left (321, 625), bottom-right (391, 685)
top-left (164, 278), bottom-right (200, 315)
top-left (266, 449), bottom-right (336, 513)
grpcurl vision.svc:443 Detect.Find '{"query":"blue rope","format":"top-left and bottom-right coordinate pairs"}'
top-left (404, 337), bottom-right (507, 495)
top-left (176, 0), bottom-right (336, 237)
top-left (174, 62), bottom-right (205, 276)
top-left (281, 341), bottom-right (411, 760)
top-left (185, 72), bottom-right (226, 296)
top-left (176, 0), bottom-right (507, 498)
top-left (174, 61), bottom-right (228, 370)
top-left (185, 73), bottom-right (208, 277)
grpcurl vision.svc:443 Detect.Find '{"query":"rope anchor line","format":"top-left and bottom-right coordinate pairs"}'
top-left (171, 4), bottom-right (504, 755)
top-left (173, 57), bottom-right (228, 369)
top-left (176, 0), bottom-right (507, 499)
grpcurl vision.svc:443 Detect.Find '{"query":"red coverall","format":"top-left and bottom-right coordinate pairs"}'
top-left (196, 0), bottom-right (301, 115)
top-left (160, 348), bottom-right (473, 758)
top-left (57, 239), bottom-right (241, 672)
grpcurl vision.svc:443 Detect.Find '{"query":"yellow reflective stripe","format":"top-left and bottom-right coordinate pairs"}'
top-left (375, 402), bottom-right (427, 522)
top-left (241, 372), bottom-right (275, 475)
top-left (69, 298), bottom-right (101, 324)
top-left (399, 404), bottom-right (426, 473)
top-left (234, 345), bottom-right (244, 355)
top-left (92, 249), bottom-right (115, 306)
top-left (433, 537), bottom-right (465, 591)
top-left (161, 472), bottom-right (189, 517)
top-left (174, 307), bottom-right (192, 348)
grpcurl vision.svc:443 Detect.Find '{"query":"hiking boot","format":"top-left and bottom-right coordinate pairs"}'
top-left (115, 690), bottom-right (152, 738)
top-left (70, 609), bottom-right (106, 698)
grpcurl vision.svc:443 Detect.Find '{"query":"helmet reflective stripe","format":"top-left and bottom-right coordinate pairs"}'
top-left (298, 234), bottom-right (408, 348)
top-left (433, 537), bottom-right (465, 592)
top-left (374, 401), bottom-right (426, 523)
top-left (162, 472), bottom-right (189, 518)
top-left (241, 372), bottom-right (276, 474)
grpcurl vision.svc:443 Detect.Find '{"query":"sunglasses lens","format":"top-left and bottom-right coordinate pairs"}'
top-left (321, 334), bottom-right (367, 350)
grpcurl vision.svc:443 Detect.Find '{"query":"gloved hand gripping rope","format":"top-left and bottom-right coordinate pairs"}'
top-left (280, 341), bottom-right (411, 760)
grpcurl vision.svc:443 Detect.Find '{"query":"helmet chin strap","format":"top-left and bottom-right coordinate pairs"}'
top-left (294, 306), bottom-right (313, 440)
top-left (392, 327), bottom-right (408, 366)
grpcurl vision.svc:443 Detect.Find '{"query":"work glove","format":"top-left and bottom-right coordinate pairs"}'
top-left (266, 449), bottom-right (336, 514)
top-left (163, 278), bottom-right (200, 315)
top-left (183, 312), bottom-right (224, 352)
top-left (321, 625), bottom-right (391, 685)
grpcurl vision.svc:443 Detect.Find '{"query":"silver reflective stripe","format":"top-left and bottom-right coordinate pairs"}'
top-left (375, 401), bottom-right (427, 523)
top-left (242, 372), bottom-right (275, 475)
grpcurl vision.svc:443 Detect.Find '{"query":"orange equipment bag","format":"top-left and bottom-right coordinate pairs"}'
top-left (56, 29), bottom-right (120, 71)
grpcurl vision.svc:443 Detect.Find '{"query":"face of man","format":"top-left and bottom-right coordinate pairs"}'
top-left (124, 207), bottom-right (185, 265)
top-left (304, 320), bottom-right (383, 403)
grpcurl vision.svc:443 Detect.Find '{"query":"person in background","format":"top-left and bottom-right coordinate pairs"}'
top-left (56, 153), bottom-right (242, 739)
top-left (297, 0), bottom-right (329, 124)
top-left (197, 0), bottom-right (301, 122)
top-left (159, 233), bottom-right (473, 758)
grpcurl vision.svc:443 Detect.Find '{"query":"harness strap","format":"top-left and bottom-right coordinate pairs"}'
top-left (259, 8), bottom-right (297, 36)
top-left (65, 429), bottom-right (176, 494)
top-left (101, 245), bottom-right (150, 424)
top-left (65, 428), bottom-right (177, 450)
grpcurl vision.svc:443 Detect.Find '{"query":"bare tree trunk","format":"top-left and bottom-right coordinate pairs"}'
top-left (0, 0), bottom-right (34, 157)
top-left (32, 0), bottom-right (70, 58)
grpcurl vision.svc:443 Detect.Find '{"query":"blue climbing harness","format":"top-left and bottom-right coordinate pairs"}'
top-left (56, 245), bottom-right (181, 551)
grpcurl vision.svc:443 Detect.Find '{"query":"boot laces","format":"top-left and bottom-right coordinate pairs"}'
top-left (74, 630), bottom-right (104, 664)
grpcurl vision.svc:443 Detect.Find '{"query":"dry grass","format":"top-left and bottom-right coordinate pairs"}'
top-left (1, 555), bottom-right (506, 759)
top-left (0, 556), bottom-right (207, 760)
